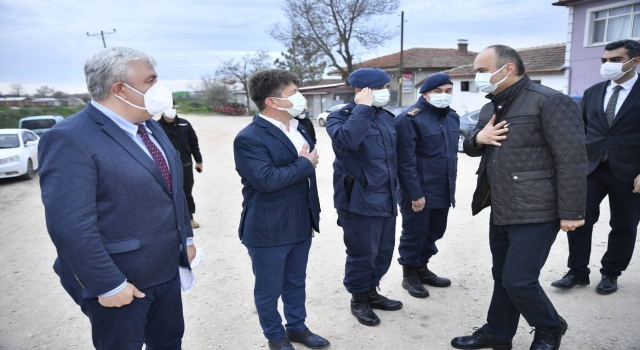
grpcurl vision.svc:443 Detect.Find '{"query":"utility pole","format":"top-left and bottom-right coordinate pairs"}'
top-left (86, 29), bottom-right (116, 48)
top-left (398, 11), bottom-right (405, 107)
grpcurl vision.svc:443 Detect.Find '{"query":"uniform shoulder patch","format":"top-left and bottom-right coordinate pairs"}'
top-left (407, 108), bottom-right (421, 117)
top-left (339, 107), bottom-right (352, 116)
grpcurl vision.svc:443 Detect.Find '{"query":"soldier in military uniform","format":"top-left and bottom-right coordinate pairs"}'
top-left (326, 68), bottom-right (403, 327)
top-left (395, 73), bottom-right (459, 299)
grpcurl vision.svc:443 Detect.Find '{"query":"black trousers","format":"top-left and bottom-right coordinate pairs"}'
top-left (567, 161), bottom-right (640, 277)
top-left (484, 216), bottom-right (561, 341)
top-left (183, 165), bottom-right (195, 217)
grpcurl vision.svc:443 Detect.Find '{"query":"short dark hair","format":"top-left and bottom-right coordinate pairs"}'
top-left (604, 39), bottom-right (640, 59)
top-left (249, 69), bottom-right (301, 111)
top-left (486, 45), bottom-right (526, 76)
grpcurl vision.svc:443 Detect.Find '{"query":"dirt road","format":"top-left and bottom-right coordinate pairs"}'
top-left (1, 114), bottom-right (638, 349)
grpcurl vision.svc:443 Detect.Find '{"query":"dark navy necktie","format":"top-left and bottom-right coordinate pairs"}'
top-left (137, 124), bottom-right (172, 193)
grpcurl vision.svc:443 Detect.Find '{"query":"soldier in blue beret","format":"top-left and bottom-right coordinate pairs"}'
top-left (395, 73), bottom-right (460, 299)
top-left (326, 67), bottom-right (403, 326)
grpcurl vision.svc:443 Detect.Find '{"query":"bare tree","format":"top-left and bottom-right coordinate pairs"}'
top-left (10, 83), bottom-right (24, 96)
top-left (274, 28), bottom-right (327, 86)
top-left (35, 85), bottom-right (55, 97)
top-left (270, 0), bottom-right (399, 81)
top-left (52, 91), bottom-right (70, 99)
top-left (216, 51), bottom-right (271, 114)
top-left (190, 75), bottom-right (231, 107)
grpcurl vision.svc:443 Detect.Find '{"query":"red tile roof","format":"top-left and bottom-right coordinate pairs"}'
top-left (445, 44), bottom-right (566, 78)
top-left (329, 47), bottom-right (477, 74)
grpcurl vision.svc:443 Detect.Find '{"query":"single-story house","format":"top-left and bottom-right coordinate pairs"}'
top-left (437, 44), bottom-right (567, 115)
top-left (298, 79), bottom-right (351, 119)
top-left (32, 98), bottom-right (62, 107)
top-left (0, 97), bottom-right (32, 107)
top-left (329, 40), bottom-right (477, 107)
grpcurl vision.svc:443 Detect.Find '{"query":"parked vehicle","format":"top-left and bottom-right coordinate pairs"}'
top-left (18, 115), bottom-right (63, 136)
top-left (316, 103), bottom-right (346, 127)
top-left (458, 110), bottom-right (480, 152)
top-left (0, 129), bottom-right (40, 180)
top-left (569, 95), bottom-right (583, 108)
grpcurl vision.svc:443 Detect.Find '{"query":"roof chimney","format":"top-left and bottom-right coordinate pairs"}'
top-left (458, 39), bottom-right (469, 56)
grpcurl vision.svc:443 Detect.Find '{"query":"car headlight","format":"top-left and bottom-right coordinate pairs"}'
top-left (0, 155), bottom-right (20, 164)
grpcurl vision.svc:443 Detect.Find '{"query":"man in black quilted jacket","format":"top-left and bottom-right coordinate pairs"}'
top-left (450, 45), bottom-right (587, 350)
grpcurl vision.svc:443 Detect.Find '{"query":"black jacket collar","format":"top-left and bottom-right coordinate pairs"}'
top-left (487, 75), bottom-right (531, 104)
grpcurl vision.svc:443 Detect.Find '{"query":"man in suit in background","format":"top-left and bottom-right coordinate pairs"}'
top-left (233, 69), bottom-right (330, 350)
top-left (39, 47), bottom-right (196, 349)
top-left (552, 39), bottom-right (640, 295)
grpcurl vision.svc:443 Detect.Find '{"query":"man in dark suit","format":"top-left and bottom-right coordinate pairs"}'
top-left (552, 39), bottom-right (640, 295)
top-left (39, 47), bottom-right (196, 349)
top-left (233, 69), bottom-right (329, 350)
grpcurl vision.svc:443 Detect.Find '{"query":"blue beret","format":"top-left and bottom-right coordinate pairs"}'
top-left (347, 68), bottom-right (391, 88)
top-left (420, 73), bottom-right (453, 93)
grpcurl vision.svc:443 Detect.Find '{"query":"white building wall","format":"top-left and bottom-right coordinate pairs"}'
top-left (449, 73), bottom-right (566, 116)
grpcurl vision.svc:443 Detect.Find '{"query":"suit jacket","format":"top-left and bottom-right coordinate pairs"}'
top-left (582, 73), bottom-right (640, 182)
top-left (38, 103), bottom-right (193, 303)
top-left (233, 116), bottom-right (320, 248)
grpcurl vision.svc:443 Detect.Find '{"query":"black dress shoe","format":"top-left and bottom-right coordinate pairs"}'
top-left (596, 274), bottom-right (618, 295)
top-left (529, 316), bottom-right (567, 350)
top-left (451, 327), bottom-right (512, 349)
top-left (286, 329), bottom-right (330, 349)
top-left (350, 292), bottom-right (380, 326)
top-left (368, 288), bottom-right (403, 310)
top-left (268, 338), bottom-right (295, 350)
top-left (417, 263), bottom-right (451, 287)
top-left (550, 272), bottom-right (589, 289)
top-left (402, 266), bottom-right (430, 298)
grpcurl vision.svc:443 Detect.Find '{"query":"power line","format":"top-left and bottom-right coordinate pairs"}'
top-left (86, 29), bottom-right (116, 48)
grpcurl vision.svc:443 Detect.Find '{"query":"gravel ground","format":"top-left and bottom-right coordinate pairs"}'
top-left (0, 114), bottom-right (638, 350)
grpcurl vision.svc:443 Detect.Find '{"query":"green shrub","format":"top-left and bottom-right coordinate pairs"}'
top-left (0, 106), bottom-right (84, 128)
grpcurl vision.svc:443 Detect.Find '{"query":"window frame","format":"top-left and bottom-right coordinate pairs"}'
top-left (583, 1), bottom-right (640, 47)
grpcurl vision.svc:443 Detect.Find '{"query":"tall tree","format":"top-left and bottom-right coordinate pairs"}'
top-left (216, 51), bottom-right (271, 115)
top-left (270, 0), bottom-right (399, 81)
top-left (274, 29), bottom-right (327, 86)
top-left (10, 83), bottom-right (24, 97)
top-left (35, 85), bottom-right (55, 97)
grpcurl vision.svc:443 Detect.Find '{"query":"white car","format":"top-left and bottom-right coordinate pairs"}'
top-left (316, 103), bottom-right (347, 127)
top-left (0, 129), bottom-right (39, 180)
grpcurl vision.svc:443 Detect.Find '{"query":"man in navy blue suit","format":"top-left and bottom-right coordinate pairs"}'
top-left (39, 47), bottom-right (196, 350)
top-left (233, 69), bottom-right (330, 350)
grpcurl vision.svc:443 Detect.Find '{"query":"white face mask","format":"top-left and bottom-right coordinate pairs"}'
top-left (426, 93), bottom-right (453, 108)
top-left (163, 108), bottom-right (177, 119)
top-left (372, 89), bottom-right (390, 107)
top-left (274, 92), bottom-right (307, 117)
top-left (115, 82), bottom-right (174, 115)
top-left (474, 65), bottom-right (509, 94)
top-left (600, 58), bottom-right (637, 81)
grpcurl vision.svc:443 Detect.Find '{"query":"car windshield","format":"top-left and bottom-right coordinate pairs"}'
top-left (0, 134), bottom-right (20, 148)
top-left (22, 119), bottom-right (56, 130)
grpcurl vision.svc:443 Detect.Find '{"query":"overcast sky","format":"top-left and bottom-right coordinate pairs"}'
top-left (0, 0), bottom-right (569, 95)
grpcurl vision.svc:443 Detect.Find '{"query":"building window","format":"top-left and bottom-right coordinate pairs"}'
top-left (587, 2), bottom-right (640, 45)
top-left (461, 81), bottom-right (470, 92)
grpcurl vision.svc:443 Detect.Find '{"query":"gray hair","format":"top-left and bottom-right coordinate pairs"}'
top-left (84, 47), bottom-right (156, 101)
